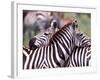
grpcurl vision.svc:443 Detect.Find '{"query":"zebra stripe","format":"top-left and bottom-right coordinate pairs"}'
top-left (23, 22), bottom-right (80, 69)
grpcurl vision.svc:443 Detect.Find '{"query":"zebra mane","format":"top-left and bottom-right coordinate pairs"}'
top-left (49, 22), bottom-right (72, 43)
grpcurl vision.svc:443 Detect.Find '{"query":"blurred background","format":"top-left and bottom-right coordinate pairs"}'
top-left (23, 10), bottom-right (91, 48)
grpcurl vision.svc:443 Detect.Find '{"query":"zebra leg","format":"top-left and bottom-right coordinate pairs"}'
top-left (23, 47), bottom-right (30, 69)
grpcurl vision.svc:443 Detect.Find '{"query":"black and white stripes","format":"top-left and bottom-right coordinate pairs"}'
top-left (23, 21), bottom-right (91, 69)
top-left (69, 46), bottom-right (91, 67)
top-left (23, 22), bottom-right (81, 69)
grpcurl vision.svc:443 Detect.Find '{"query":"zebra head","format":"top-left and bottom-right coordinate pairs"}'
top-left (32, 11), bottom-right (60, 32)
top-left (29, 31), bottom-right (51, 50)
top-left (29, 17), bottom-right (60, 50)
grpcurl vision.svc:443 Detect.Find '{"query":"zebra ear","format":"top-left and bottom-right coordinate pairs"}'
top-left (72, 20), bottom-right (78, 30)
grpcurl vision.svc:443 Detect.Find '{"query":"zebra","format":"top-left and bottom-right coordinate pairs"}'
top-left (27, 20), bottom-right (91, 68)
top-left (23, 21), bottom-right (87, 69)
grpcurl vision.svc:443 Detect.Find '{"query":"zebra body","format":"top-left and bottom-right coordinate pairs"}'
top-left (69, 46), bottom-right (91, 67)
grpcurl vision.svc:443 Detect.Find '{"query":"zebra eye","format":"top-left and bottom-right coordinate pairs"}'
top-left (51, 20), bottom-right (57, 28)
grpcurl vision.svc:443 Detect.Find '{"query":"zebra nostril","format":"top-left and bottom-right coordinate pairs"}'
top-left (29, 37), bottom-right (37, 50)
top-left (44, 33), bottom-right (49, 35)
